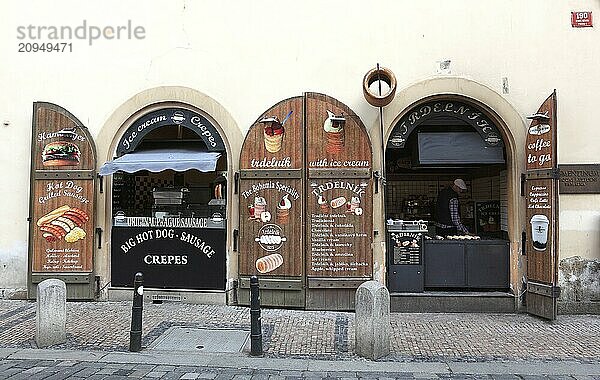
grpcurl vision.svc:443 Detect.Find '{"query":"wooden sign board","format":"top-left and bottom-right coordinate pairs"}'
top-left (31, 179), bottom-right (94, 272)
top-left (525, 97), bottom-right (556, 171)
top-left (525, 178), bottom-right (555, 283)
top-left (29, 102), bottom-right (96, 275)
top-left (305, 93), bottom-right (373, 278)
top-left (238, 178), bottom-right (303, 277)
top-left (306, 93), bottom-right (372, 170)
top-left (524, 91), bottom-right (559, 320)
top-left (559, 164), bottom-right (600, 193)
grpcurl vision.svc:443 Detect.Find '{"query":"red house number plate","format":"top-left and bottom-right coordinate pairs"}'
top-left (571, 11), bottom-right (593, 27)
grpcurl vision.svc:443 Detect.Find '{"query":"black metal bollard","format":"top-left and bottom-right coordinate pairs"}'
top-left (249, 275), bottom-right (263, 356)
top-left (129, 272), bottom-right (143, 352)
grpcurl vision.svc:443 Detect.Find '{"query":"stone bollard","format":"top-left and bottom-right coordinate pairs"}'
top-left (36, 279), bottom-right (67, 348)
top-left (355, 280), bottom-right (390, 360)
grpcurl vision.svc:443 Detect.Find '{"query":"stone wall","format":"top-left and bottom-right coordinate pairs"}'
top-left (558, 256), bottom-right (600, 314)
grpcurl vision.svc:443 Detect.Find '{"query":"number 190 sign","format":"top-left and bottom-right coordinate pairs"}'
top-left (571, 11), bottom-right (593, 28)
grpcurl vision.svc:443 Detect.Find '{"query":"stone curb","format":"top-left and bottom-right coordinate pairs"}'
top-left (4, 348), bottom-right (600, 375)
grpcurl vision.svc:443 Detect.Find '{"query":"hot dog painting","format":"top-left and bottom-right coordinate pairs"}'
top-left (36, 204), bottom-right (90, 243)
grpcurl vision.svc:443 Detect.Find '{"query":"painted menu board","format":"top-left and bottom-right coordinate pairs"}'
top-left (305, 92), bottom-right (373, 278)
top-left (239, 178), bottom-right (303, 277)
top-left (29, 102), bottom-right (96, 273)
top-left (307, 178), bottom-right (372, 276)
top-left (475, 201), bottom-right (501, 237)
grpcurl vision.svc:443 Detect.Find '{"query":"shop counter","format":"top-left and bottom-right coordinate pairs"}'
top-left (423, 239), bottom-right (509, 289)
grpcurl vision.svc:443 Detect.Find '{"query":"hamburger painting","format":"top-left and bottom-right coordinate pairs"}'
top-left (41, 141), bottom-right (81, 167)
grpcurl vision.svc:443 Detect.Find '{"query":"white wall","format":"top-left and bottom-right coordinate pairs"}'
top-left (1, 0), bottom-right (599, 290)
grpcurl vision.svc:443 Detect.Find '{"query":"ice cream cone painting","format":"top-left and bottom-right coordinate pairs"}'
top-left (260, 116), bottom-right (285, 153)
top-left (276, 194), bottom-right (292, 224)
top-left (323, 110), bottom-right (346, 154)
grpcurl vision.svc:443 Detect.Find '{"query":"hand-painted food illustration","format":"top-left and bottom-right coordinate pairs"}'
top-left (42, 141), bottom-right (81, 166)
top-left (253, 196), bottom-right (267, 219)
top-left (260, 211), bottom-right (272, 223)
top-left (37, 205), bottom-right (89, 243)
top-left (317, 195), bottom-right (329, 211)
top-left (323, 110), bottom-right (345, 154)
top-left (255, 253), bottom-right (284, 273)
top-left (255, 235), bottom-right (286, 245)
top-left (276, 194), bottom-right (292, 224)
top-left (354, 207), bottom-right (363, 216)
top-left (260, 116), bottom-right (284, 153)
top-left (346, 196), bottom-right (360, 213)
top-left (330, 196), bottom-right (347, 209)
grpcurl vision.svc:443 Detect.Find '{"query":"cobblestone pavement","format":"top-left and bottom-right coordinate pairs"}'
top-left (1, 300), bottom-right (600, 363)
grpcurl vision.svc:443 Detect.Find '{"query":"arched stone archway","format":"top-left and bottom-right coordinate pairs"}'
top-left (95, 86), bottom-right (241, 301)
top-left (377, 77), bottom-right (527, 308)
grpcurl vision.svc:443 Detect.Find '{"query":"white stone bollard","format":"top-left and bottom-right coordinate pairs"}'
top-left (36, 279), bottom-right (67, 348)
top-left (355, 280), bottom-right (390, 360)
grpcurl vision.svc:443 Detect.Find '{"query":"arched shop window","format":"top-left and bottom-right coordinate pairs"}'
top-left (100, 107), bottom-right (228, 291)
top-left (385, 98), bottom-right (510, 294)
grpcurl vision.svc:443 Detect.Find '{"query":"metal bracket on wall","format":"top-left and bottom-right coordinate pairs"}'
top-left (233, 228), bottom-right (239, 252)
top-left (520, 173), bottom-right (526, 196)
top-left (527, 281), bottom-right (561, 298)
top-left (373, 171), bottom-right (379, 194)
top-left (234, 172), bottom-right (239, 194)
top-left (240, 169), bottom-right (302, 179)
top-left (34, 170), bottom-right (95, 180)
top-left (96, 227), bottom-right (103, 249)
top-left (98, 174), bottom-right (103, 193)
top-left (526, 168), bottom-right (560, 180)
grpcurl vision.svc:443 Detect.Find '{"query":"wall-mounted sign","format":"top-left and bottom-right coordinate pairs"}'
top-left (117, 108), bottom-right (225, 156)
top-left (387, 100), bottom-right (504, 149)
top-left (559, 164), bottom-right (600, 193)
top-left (571, 11), bottom-right (593, 28)
top-left (29, 102), bottom-right (96, 275)
top-left (111, 222), bottom-right (226, 289)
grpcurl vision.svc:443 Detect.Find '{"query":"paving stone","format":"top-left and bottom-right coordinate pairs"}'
top-left (147, 371), bottom-right (168, 378)
top-left (197, 372), bottom-right (218, 379)
top-left (181, 374), bottom-right (200, 380)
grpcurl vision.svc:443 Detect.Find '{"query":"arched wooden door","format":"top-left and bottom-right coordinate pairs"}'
top-left (28, 102), bottom-right (97, 299)
top-left (238, 93), bottom-right (373, 310)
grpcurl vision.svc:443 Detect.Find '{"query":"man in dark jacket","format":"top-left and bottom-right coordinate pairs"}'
top-left (435, 179), bottom-right (470, 236)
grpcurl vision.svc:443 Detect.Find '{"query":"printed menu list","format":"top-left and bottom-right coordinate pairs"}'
top-left (309, 212), bottom-right (369, 274)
